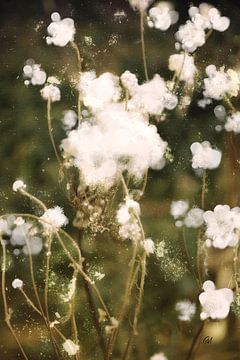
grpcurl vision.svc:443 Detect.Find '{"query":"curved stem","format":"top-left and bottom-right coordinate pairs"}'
top-left (19, 288), bottom-right (42, 316)
top-left (186, 321), bottom-right (205, 360)
top-left (140, 11), bottom-right (149, 81)
top-left (122, 252), bottom-right (147, 360)
top-left (24, 236), bottom-right (62, 359)
top-left (20, 189), bottom-right (47, 211)
top-left (233, 238), bottom-right (240, 294)
top-left (44, 236), bottom-right (53, 326)
top-left (201, 170), bottom-right (206, 210)
top-left (70, 41), bottom-right (83, 125)
top-left (1, 240), bottom-right (29, 360)
top-left (79, 233), bottom-right (107, 360)
top-left (47, 98), bottom-right (64, 179)
top-left (107, 242), bottom-right (139, 358)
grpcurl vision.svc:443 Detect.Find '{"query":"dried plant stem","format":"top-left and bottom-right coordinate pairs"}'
top-left (0, 213), bottom-right (111, 352)
top-left (47, 98), bottom-right (64, 179)
top-left (25, 236), bottom-right (62, 359)
top-left (79, 234), bottom-right (108, 360)
top-left (122, 252), bottom-right (147, 360)
top-left (71, 296), bottom-right (81, 360)
top-left (195, 171), bottom-right (207, 289)
top-left (186, 321), bottom-right (205, 360)
top-left (201, 170), bottom-right (206, 210)
top-left (141, 170), bottom-right (148, 195)
top-left (182, 227), bottom-right (196, 279)
top-left (226, 132), bottom-right (239, 207)
top-left (55, 231), bottom-right (111, 319)
top-left (19, 288), bottom-right (42, 316)
top-left (1, 240), bottom-right (29, 360)
top-left (20, 189), bottom-right (47, 211)
top-left (44, 236), bottom-right (53, 323)
top-left (70, 41), bottom-right (83, 124)
top-left (106, 169), bottom-right (148, 359)
top-left (107, 242), bottom-right (139, 358)
top-left (172, 51), bottom-right (187, 93)
top-left (233, 239), bottom-right (240, 294)
top-left (140, 11), bottom-right (149, 81)
top-left (18, 286), bottom-right (69, 353)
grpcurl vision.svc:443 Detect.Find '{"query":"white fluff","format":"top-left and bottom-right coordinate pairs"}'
top-left (199, 280), bottom-right (233, 320)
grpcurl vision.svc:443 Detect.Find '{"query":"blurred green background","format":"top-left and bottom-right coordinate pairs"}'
top-left (1, 0), bottom-right (240, 359)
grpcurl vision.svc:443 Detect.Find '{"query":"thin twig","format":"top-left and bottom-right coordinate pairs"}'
top-left (122, 252), bottom-right (147, 360)
top-left (140, 11), bottom-right (149, 81)
top-left (186, 321), bottom-right (205, 360)
top-left (79, 233), bottom-right (108, 360)
top-left (70, 41), bottom-right (83, 125)
top-left (47, 98), bottom-right (64, 179)
top-left (1, 240), bottom-right (29, 360)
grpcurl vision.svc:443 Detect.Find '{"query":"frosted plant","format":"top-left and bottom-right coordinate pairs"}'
top-left (1, 2), bottom-right (240, 360)
top-left (190, 141), bottom-right (222, 170)
top-left (199, 280), bottom-right (233, 320)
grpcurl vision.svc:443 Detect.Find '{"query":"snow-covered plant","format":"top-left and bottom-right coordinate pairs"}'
top-left (1, 2), bottom-right (239, 359)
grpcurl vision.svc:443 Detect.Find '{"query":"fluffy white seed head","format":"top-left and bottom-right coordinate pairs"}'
top-left (143, 238), bottom-right (155, 255)
top-left (203, 66), bottom-right (240, 100)
top-left (23, 62), bottom-right (46, 86)
top-left (199, 280), bottom-right (233, 320)
top-left (78, 71), bottom-right (121, 113)
top-left (62, 339), bottom-right (80, 356)
top-left (170, 200), bottom-right (189, 219)
top-left (190, 141), bottom-right (222, 170)
top-left (41, 84), bottom-right (61, 102)
top-left (203, 204), bottom-right (240, 249)
top-left (175, 21), bottom-right (206, 53)
top-left (147, 2), bottom-right (178, 31)
top-left (225, 112), bottom-right (240, 133)
top-left (12, 278), bottom-right (23, 289)
top-left (46, 13), bottom-right (76, 47)
top-left (150, 353), bottom-right (168, 360)
top-left (12, 180), bottom-right (26, 192)
top-left (128, 0), bottom-right (153, 12)
top-left (61, 103), bottom-right (168, 188)
top-left (62, 110), bottom-right (78, 131)
top-left (40, 206), bottom-right (68, 230)
top-left (175, 300), bottom-right (196, 321)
